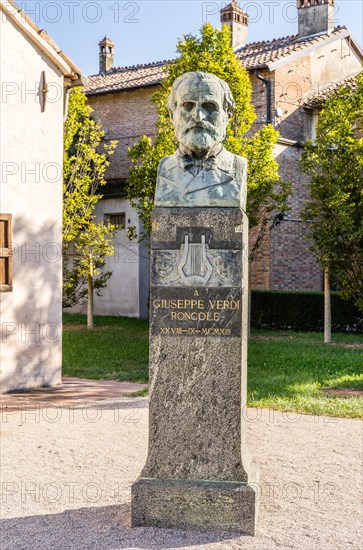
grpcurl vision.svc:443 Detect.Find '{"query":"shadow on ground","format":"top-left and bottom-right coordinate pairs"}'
top-left (1, 504), bottom-right (245, 550)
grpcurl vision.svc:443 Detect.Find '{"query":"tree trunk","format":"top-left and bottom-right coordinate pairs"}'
top-left (248, 259), bottom-right (252, 339)
top-left (324, 267), bottom-right (331, 344)
top-left (87, 256), bottom-right (94, 329)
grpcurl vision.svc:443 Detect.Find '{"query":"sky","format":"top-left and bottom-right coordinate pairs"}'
top-left (20, 0), bottom-right (363, 76)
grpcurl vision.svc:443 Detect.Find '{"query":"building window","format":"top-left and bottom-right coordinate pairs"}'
top-left (311, 111), bottom-right (320, 142)
top-left (105, 212), bottom-right (126, 229)
top-left (0, 214), bottom-right (13, 292)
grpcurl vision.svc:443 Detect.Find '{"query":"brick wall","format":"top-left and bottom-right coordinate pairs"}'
top-left (250, 141), bottom-right (322, 292)
top-left (270, 220), bottom-right (323, 290)
top-left (250, 226), bottom-right (271, 290)
top-left (275, 56), bottom-right (312, 142)
top-left (272, 143), bottom-right (322, 290)
top-left (248, 56), bottom-right (323, 291)
top-left (88, 86), bottom-right (158, 181)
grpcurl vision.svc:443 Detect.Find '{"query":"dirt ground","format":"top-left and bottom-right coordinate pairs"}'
top-left (1, 399), bottom-right (362, 550)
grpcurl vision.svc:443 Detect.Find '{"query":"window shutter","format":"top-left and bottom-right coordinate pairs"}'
top-left (0, 214), bottom-right (13, 292)
top-left (105, 212), bottom-right (126, 229)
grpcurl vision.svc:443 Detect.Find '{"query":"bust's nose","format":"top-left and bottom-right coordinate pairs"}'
top-left (193, 105), bottom-right (206, 123)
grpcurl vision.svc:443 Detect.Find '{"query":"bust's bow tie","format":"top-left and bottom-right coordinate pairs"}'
top-left (180, 154), bottom-right (217, 171)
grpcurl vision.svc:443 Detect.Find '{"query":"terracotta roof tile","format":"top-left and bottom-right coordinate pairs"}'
top-left (235, 27), bottom-right (346, 68)
top-left (85, 27), bottom-right (348, 95)
top-left (85, 60), bottom-right (170, 95)
top-left (304, 74), bottom-right (360, 108)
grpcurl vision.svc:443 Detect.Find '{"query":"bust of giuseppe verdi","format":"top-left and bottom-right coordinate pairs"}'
top-left (154, 71), bottom-right (247, 209)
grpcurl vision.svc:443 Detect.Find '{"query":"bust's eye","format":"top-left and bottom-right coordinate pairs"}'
top-left (182, 102), bottom-right (194, 111)
top-left (203, 102), bottom-right (218, 113)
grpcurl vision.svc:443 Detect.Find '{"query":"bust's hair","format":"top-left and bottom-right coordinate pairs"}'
top-left (167, 72), bottom-right (235, 118)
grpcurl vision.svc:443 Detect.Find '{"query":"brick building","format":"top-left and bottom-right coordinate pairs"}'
top-left (83, 0), bottom-right (362, 318)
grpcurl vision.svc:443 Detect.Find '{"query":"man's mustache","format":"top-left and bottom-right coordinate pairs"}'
top-left (185, 121), bottom-right (216, 134)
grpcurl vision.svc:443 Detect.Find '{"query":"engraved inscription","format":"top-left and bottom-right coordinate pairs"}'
top-left (150, 287), bottom-right (242, 337)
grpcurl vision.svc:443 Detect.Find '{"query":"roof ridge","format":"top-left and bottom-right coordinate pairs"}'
top-left (89, 59), bottom-right (171, 78)
top-left (236, 25), bottom-right (347, 52)
top-left (240, 33), bottom-right (298, 49)
top-left (324, 73), bottom-right (358, 87)
top-left (86, 26), bottom-right (356, 95)
top-left (304, 72), bottom-right (360, 106)
top-left (89, 25), bottom-right (349, 79)
top-left (311, 73), bottom-right (359, 94)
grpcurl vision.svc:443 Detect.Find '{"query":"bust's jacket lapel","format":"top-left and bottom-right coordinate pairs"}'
top-left (184, 148), bottom-right (235, 196)
top-left (154, 148), bottom-right (245, 207)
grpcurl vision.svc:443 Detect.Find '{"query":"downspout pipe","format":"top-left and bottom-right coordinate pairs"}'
top-left (63, 75), bottom-right (88, 121)
top-left (254, 70), bottom-right (272, 124)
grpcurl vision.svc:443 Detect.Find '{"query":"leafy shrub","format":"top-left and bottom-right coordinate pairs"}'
top-left (251, 291), bottom-right (362, 333)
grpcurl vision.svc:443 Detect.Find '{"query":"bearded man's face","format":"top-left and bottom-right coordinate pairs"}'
top-left (172, 78), bottom-right (229, 156)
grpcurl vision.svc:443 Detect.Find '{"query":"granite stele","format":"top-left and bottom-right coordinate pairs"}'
top-left (131, 72), bottom-right (259, 534)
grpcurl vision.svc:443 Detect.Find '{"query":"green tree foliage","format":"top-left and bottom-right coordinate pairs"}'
top-left (301, 73), bottom-right (363, 313)
top-left (63, 87), bottom-right (118, 325)
top-left (126, 23), bottom-right (290, 253)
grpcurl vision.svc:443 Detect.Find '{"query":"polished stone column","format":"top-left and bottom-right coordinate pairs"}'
top-left (131, 207), bottom-right (259, 534)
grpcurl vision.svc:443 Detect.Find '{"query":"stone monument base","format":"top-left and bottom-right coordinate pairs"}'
top-left (131, 207), bottom-right (259, 534)
top-left (132, 477), bottom-right (258, 534)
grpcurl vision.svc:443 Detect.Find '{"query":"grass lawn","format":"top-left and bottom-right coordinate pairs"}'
top-left (248, 331), bottom-right (362, 418)
top-left (63, 313), bottom-right (149, 383)
top-left (63, 314), bottom-right (363, 418)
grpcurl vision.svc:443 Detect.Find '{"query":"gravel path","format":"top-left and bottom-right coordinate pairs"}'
top-left (1, 399), bottom-right (362, 550)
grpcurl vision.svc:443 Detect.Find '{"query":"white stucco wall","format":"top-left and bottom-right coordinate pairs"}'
top-left (0, 13), bottom-right (64, 392)
top-left (310, 37), bottom-right (362, 92)
top-left (77, 198), bottom-right (149, 318)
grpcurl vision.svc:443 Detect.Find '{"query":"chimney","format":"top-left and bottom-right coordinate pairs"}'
top-left (297, 0), bottom-right (335, 38)
top-left (220, 2), bottom-right (249, 50)
top-left (99, 36), bottom-right (115, 73)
